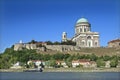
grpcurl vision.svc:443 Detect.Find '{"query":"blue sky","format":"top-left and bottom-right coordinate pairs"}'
top-left (0, 0), bottom-right (120, 53)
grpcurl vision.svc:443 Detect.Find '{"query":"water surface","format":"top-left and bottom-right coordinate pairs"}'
top-left (0, 72), bottom-right (120, 80)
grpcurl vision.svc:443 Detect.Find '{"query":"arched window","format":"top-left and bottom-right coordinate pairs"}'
top-left (87, 36), bottom-right (91, 39)
top-left (95, 42), bottom-right (97, 46)
top-left (64, 35), bottom-right (66, 38)
top-left (84, 28), bottom-right (86, 32)
top-left (76, 29), bottom-right (79, 33)
top-left (89, 42), bottom-right (91, 47)
top-left (80, 28), bottom-right (82, 32)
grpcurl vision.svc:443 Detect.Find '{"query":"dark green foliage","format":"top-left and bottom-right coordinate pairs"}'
top-left (45, 41), bottom-right (53, 45)
top-left (61, 40), bottom-right (76, 46)
top-left (102, 55), bottom-right (111, 61)
top-left (28, 40), bottom-right (37, 44)
top-left (89, 54), bottom-right (98, 61)
top-left (110, 57), bottom-right (118, 67)
top-left (96, 59), bottom-right (105, 67)
top-left (65, 57), bottom-right (72, 67)
top-left (45, 40), bottom-right (76, 46)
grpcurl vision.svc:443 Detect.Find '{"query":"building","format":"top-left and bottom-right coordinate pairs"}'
top-left (108, 39), bottom-right (120, 48)
top-left (14, 17), bottom-right (100, 52)
top-left (62, 17), bottom-right (100, 47)
top-left (71, 59), bottom-right (97, 68)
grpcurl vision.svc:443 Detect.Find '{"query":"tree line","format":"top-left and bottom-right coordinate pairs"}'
top-left (28, 40), bottom-right (76, 46)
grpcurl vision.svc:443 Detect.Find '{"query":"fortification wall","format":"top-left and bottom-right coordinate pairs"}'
top-left (14, 43), bottom-right (80, 52)
top-left (46, 45), bottom-right (80, 52)
top-left (14, 43), bottom-right (24, 51)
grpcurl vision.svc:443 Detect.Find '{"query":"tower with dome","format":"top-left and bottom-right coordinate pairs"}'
top-left (62, 17), bottom-right (100, 47)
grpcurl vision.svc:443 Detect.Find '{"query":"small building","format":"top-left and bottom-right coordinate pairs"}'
top-left (71, 59), bottom-right (96, 68)
top-left (79, 59), bottom-right (90, 68)
top-left (56, 61), bottom-right (68, 68)
top-left (10, 62), bottom-right (22, 69)
top-left (27, 60), bottom-right (45, 67)
top-left (72, 60), bottom-right (80, 67)
top-left (108, 39), bottom-right (120, 48)
top-left (89, 61), bottom-right (97, 68)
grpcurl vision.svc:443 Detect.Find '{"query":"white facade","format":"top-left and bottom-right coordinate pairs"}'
top-left (62, 17), bottom-right (100, 47)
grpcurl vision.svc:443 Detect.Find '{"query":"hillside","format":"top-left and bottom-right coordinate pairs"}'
top-left (38, 47), bottom-right (120, 56)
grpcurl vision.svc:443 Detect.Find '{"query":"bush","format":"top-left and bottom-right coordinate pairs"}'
top-left (110, 58), bottom-right (118, 67)
top-left (96, 59), bottom-right (105, 67)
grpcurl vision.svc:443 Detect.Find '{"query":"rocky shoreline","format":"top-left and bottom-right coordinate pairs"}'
top-left (0, 68), bottom-right (120, 72)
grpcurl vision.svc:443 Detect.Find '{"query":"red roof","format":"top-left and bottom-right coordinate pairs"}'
top-left (108, 39), bottom-right (120, 43)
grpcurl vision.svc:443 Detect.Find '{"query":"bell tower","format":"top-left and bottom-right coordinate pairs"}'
top-left (62, 32), bottom-right (67, 42)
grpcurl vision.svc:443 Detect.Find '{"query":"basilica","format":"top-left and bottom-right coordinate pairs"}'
top-left (62, 17), bottom-right (100, 47)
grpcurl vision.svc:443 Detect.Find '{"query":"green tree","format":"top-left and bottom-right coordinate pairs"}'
top-left (96, 59), bottom-right (105, 67)
top-left (45, 41), bottom-right (53, 45)
top-left (110, 58), bottom-right (118, 67)
top-left (103, 55), bottom-right (111, 61)
top-left (54, 41), bottom-right (61, 45)
top-left (49, 60), bottom-right (57, 67)
top-left (65, 57), bottom-right (72, 67)
top-left (53, 53), bottom-right (64, 60)
top-left (0, 54), bottom-right (12, 69)
top-left (89, 54), bottom-right (98, 61)
top-left (28, 40), bottom-right (37, 44)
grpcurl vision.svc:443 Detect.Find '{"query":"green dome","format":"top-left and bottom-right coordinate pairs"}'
top-left (77, 18), bottom-right (88, 23)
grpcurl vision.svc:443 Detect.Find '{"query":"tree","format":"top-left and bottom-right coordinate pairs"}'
top-left (103, 55), bottom-right (111, 61)
top-left (65, 57), bottom-right (72, 67)
top-left (61, 40), bottom-right (76, 46)
top-left (49, 60), bottom-right (57, 67)
top-left (54, 41), bottom-right (61, 45)
top-left (110, 58), bottom-right (118, 67)
top-left (53, 53), bottom-right (64, 60)
top-left (45, 41), bottom-right (53, 45)
top-left (0, 54), bottom-right (12, 69)
top-left (96, 59), bottom-right (105, 67)
top-left (28, 40), bottom-right (37, 44)
top-left (89, 54), bottom-right (98, 61)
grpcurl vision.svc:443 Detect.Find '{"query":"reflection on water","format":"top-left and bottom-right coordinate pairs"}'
top-left (0, 72), bottom-right (120, 80)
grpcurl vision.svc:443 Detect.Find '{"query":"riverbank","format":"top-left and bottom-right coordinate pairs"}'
top-left (0, 68), bottom-right (120, 72)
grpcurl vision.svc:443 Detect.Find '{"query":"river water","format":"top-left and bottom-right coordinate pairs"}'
top-left (0, 72), bottom-right (120, 80)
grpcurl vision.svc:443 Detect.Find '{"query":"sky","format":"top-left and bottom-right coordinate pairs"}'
top-left (0, 0), bottom-right (120, 53)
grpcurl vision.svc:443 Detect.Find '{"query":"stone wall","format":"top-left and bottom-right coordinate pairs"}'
top-left (14, 43), bottom-right (24, 51)
top-left (46, 45), bottom-right (80, 52)
top-left (14, 43), bottom-right (80, 52)
top-left (14, 43), bottom-right (37, 51)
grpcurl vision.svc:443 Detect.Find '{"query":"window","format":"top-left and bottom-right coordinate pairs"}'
top-left (84, 28), bottom-right (86, 32)
top-left (76, 29), bottom-right (79, 33)
top-left (64, 35), bottom-right (66, 38)
top-left (80, 28), bottom-right (82, 32)
top-left (89, 42), bottom-right (91, 47)
top-left (87, 36), bottom-right (91, 39)
top-left (81, 42), bottom-right (84, 46)
top-left (95, 42), bottom-right (97, 46)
